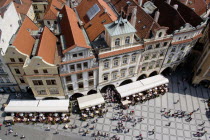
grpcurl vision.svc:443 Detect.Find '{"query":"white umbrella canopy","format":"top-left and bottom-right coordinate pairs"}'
top-left (11, 113), bottom-right (15, 116)
top-left (61, 113), bottom-right (66, 117)
top-left (39, 113), bottom-right (43, 117)
top-left (54, 113), bottom-right (58, 117)
top-left (29, 113), bottom-right (33, 117)
top-left (19, 113), bottom-right (24, 116)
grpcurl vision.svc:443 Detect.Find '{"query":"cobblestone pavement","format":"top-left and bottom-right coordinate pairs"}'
top-left (0, 71), bottom-right (210, 140)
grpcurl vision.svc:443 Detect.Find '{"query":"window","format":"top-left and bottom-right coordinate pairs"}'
top-left (158, 32), bottom-right (162, 37)
top-left (34, 5), bottom-right (38, 9)
top-left (66, 76), bottom-right (71, 82)
top-left (104, 61), bottom-right (109, 69)
top-left (77, 63), bottom-right (82, 70)
top-left (77, 73), bottom-right (83, 80)
top-left (5, 78), bottom-right (10, 83)
top-left (181, 46), bottom-right (185, 51)
top-left (148, 65), bottom-right (153, 69)
top-left (167, 58), bottom-right (172, 63)
top-left (112, 72), bottom-right (117, 80)
top-left (67, 84), bottom-right (73, 91)
top-left (78, 53), bottom-right (83, 57)
top-left (86, 4), bottom-right (100, 20)
top-left (0, 68), bottom-right (4, 73)
top-left (49, 88), bottom-right (59, 94)
top-left (171, 47), bottom-right (176, 52)
top-left (125, 36), bottom-right (130, 44)
top-left (18, 58), bottom-right (23, 62)
top-left (155, 43), bottom-right (160, 49)
top-left (33, 80), bottom-right (43, 85)
top-left (147, 45), bottom-right (152, 50)
top-left (19, 78), bottom-right (25, 83)
top-left (43, 69), bottom-right (48, 73)
top-left (47, 21), bottom-right (50, 25)
top-left (70, 65), bottom-right (75, 72)
top-left (144, 55), bottom-right (149, 60)
top-left (103, 74), bottom-right (108, 81)
top-left (78, 82), bottom-right (84, 89)
top-left (113, 59), bottom-right (119, 67)
top-left (14, 69), bottom-right (20, 74)
top-left (72, 54), bottom-right (77, 58)
top-left (83, 62), bottom-right (88, 69)
top-left (122, 57), bottom-right (128, 64)
top-left (46, 80), bottom-right (56, 85)
top-left (129, 68), bottom-right (134, 75)
top-left (34, 70), bottom-right (39, 74)
top-left (37, 90), bottom-right (47, 95)
top-left (152, 53), bottom-right (157, 58)
top-left (121, 70), bottom-right (126, 77)
top-left (115, 38), bottom-right (120, 46)
top-left (142, 67), bottom-right (146, 71)
top-left (89, 80), bottom-right (94, 86)
top-left (156, 63), bottom-right (160, 67)
top-left (131, 55), bottom-right (136, 62)
top-left (54, 21), bottom-right (57, 24)
top-left (88, 71), bottom-right (94, 78)
top-left (160, 51), bottom-right (164, 57)
top-left (0, 77), bottom-right (4, 83)
top-left (10, 58), bottom-right (15, 62)
top-left (163, 42), bottom-right (168, 46)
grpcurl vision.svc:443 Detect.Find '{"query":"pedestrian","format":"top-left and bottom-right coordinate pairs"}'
top-left (0, 123), bottom-right (2, 130)
top-left (198, 121), bottom-right (205, 126)
top-left (165, 122), bottom-right (171, 126)
top-left (14, 132), bottom-right (18, 137)
top-left (196, 108), bottom-right (200, 111)
top-left (198, 127), bottom-right (205, 131)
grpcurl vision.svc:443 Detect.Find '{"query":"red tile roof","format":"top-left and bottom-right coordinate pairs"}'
top-left (0, 0), bottom-right (32, 17)
top-left (12, 16), bottom-right (38, 56)
top-left (43, 0), bottom-right (65, 20)
top-left (179, 0), bottom-right (207, 16)
top-left (76, 0), bottom-right (117, 41)
top-left (37, 27), bottom-right (57, 64)
top-left (99, 45), bottom-right (144, 59)
top-left (110, 0), bottom-right (161, 39)
top-left (60, 5), bottom-right (91, 54)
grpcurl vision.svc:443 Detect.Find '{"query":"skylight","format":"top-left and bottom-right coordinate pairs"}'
top-left (86, 4), bottom-right (100, 20)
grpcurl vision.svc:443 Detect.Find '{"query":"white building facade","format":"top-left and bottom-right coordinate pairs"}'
top-left (0, 2), bottom-right (21, 93)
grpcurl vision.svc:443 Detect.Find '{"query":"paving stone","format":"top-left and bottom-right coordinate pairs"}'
top-left (170, 128), bottom-right (176, 135)
top-left (177, 129), bottom-right (184, 137)
top-left (163, 127), bottom-right (169, 134)
top-left (184, 131), bottom-right (191, 138)
top-left (155, 120), bottom-right (162, 126)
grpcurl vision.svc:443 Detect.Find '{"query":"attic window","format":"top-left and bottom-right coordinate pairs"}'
top-left (138, 20), bottom-right (141, 23)
top-left (101, 20), bottom-right (106, 24)
top-left (86, 4), bottom-right (100, 20)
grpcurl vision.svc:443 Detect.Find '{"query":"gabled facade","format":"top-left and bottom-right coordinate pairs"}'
top-left (59, 6), bottom-right (98, 96)
top-left (23, 27), bottom-right (65, 99)
top-left (3, 17), bottom-right (38, 92)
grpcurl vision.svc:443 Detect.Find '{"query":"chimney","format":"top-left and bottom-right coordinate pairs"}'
top-left (138, 0), bottom-right (142, 7)
top-left (154, 10), bottom-right (160, 23)
top-left (185, 0), bottom-right (189, 5)
top-left (166, 0), bottom-right (171, 4)
top-left (131, 7), bottom-right (137, 27)
top-left (173, 4), bottom-right (178, 10)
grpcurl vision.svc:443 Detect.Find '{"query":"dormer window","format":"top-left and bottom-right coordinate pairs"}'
top-left (125, 36), bottom-right (130, 44)
top-left (115, 38), bottom-right (120, 46)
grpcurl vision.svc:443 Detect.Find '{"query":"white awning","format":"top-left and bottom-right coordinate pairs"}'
top-left (4, 100), bottom-right (69, 113)
top-left (4, 100), bottom-right (39, 112)
top-left (37, 100), bottom-right (69, 112)
top-left (117, 75), bottom-right (169, 98)
top-left (77, 93), bottom-right (105, 110)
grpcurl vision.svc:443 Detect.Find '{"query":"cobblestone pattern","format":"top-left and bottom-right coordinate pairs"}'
top-left (0, 73), bottom-right (210, 140)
